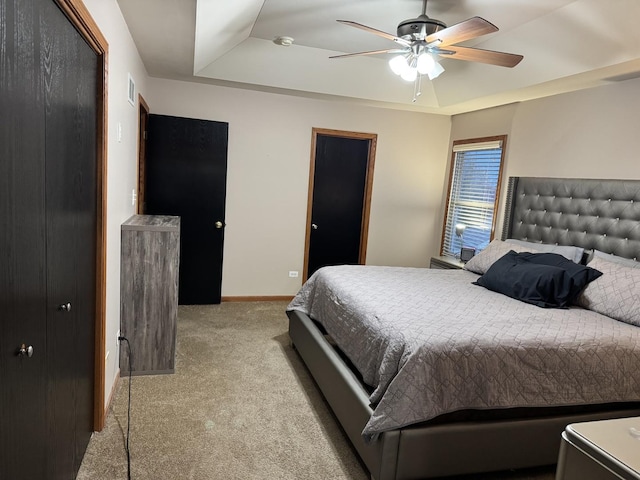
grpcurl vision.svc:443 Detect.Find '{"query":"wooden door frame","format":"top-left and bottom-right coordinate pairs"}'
top-left (137, 94), bottom-right (149, 214)
top-left (303, 128), bottom-right (377, 281)
top-left (54, 0), bottom-right (108, 431)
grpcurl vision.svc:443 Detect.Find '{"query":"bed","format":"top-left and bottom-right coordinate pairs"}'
top-left (286, 177), bottom-right (640, 480)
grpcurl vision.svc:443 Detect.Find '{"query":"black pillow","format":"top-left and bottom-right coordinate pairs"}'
top-left (474, 251), bottom-right (602, 308)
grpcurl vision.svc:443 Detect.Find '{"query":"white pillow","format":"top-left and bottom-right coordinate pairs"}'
top-left (463, 239), bottom-right (534, 274)
top-left (591, 249), bottom-right (640, 268)
top-left (506, 239), bottom-right (584, 264)
top-left (576, 255), bottom-right (640, 327)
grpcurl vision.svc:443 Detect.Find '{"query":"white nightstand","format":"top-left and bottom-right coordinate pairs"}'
top-left (556, 417), bottom-right (640, 480)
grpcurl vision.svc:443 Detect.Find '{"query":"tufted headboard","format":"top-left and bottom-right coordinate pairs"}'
top-left (501, 177), bottom-right (640, 261)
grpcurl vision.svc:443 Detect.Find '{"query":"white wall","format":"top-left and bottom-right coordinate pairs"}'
top-left (82, 0), bottom-right (149, 408)
top-left (449, 78), bottom-right (640, 237)
top-left (146, 79), bottom-right (452, 296)
top-left (72, 0), bottom-right (451, 414)
top-left (81, 0), bottom-right (640, 413)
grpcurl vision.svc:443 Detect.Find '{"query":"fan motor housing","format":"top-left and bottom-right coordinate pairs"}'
top-left (397, 14), bottom-right (446, 39)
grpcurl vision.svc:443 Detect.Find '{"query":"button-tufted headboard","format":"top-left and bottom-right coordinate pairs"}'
top-left (501, 177), bottom-right (640, 261)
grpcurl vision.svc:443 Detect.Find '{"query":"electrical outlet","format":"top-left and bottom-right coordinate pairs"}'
top-left (116, 330), bottom-right (121, 347)
top-left (289, 271), bottom-right (299, 278)
top-left (131, 189), bottom-right (137, 206)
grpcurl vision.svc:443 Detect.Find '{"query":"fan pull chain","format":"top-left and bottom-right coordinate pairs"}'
top-left (412, 74), bottom-right (423, 103)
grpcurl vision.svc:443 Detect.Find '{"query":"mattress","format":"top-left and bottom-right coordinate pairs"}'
top-left (287, 265), bottom-right (640, 440)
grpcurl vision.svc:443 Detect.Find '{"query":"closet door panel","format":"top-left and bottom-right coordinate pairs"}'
top-left (67, 21), bottom-right (98, 471)
top-left (70, 36), bottom-right (98, 472)
top-left (0, 0), bottom-right (48, 478)
top-left (42, 0), bottom-right (97, 477)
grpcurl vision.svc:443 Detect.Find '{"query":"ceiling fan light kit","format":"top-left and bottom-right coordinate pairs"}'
top-left (389, 50), bottom-right (444, 83)
top-left (330, 0), bottom-right (523, 101)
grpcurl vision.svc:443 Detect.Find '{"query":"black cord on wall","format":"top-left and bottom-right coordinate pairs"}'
top-left (119, 336), bottom-right (133, 480)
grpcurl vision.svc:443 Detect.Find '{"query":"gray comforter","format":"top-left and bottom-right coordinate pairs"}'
top-left (287, 265), bottom-right (640, 440)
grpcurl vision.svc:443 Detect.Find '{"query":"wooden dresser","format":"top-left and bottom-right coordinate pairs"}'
top-left (120, 215), bottom-right (181, 375)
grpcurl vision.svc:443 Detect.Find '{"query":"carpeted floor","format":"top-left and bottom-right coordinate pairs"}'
top-left (77, 302), bottom-right (556, 480)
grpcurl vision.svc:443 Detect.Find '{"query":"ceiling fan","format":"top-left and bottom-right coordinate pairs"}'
top-left (330, 0), bottom-right (523, 93)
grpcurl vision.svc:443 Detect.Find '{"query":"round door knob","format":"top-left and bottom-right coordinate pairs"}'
top-left (311, 223), bottom-right (318, 230)
top-left (18, 344), bottom-right (34, 358)
top-left (58, 302), bottom-right (72, 312)
top-left (215, 221), bottom-right (224, 229)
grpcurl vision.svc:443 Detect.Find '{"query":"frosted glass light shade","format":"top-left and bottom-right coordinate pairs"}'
top-left (389, 55), bottom-right (409, 75)
top-left (389, 51), bottom-right (444, 84)
top-left (427, 61), bottom-right (445, 80)
top-left (400, 67), bottom-right (417, 82)
top-left (417, 53), bottom-right (435, 74)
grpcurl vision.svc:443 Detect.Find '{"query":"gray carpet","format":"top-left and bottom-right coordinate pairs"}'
top-left (77, 302), bottom-right (556, 480)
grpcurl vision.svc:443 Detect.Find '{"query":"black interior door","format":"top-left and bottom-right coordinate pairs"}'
top-left (42, 0), bottom-right (97, 476)
top-left (146, 114), bottom-right (228, 305)
top-left (0, 1), bottom-right (97, 478)
top-left (0, 1), bottom-right (48, 477)
top-left (307, 134), bottom-right (371, 277)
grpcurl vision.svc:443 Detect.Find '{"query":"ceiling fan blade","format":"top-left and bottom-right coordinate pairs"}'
top-left (437, 45), bottom-right (523, 67)
top-left (426, 16), bottom-right (498, 47)
top-left (330, 49), bottom-right (406, 59)
top-left (337, 20), bottom-right (412, 47)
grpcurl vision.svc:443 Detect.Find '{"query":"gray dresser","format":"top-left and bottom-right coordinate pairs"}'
top-left (120, 215), bottom-right (180, 375)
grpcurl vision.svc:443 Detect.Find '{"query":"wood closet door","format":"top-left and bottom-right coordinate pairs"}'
top-left (0, 0), bottom-right (97, 478)
top-left (0, 1), bottom-right (49, 478)
top-left (42, 0), bottom-right (97, 476)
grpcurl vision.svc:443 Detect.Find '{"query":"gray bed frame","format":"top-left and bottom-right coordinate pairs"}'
top-left (287, 177), bottom-right (640, 479)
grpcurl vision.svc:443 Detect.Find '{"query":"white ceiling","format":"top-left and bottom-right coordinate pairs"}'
top-left (118, 0), bottom-right (640, 115)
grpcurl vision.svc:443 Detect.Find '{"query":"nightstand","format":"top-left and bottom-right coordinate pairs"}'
top-left (430, 255), bottom-right (465, 270)
top-left (556, 417), bottom-right (640, 480)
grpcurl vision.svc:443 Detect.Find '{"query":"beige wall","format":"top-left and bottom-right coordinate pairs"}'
top-left (449, 78), bottom-right (640, 238)
top-left (83, 0), bottom-right (149, 408)
top-left (76, 0), bottom-right (640, 412)
top-left (146, 79), bottom-right (452, 296)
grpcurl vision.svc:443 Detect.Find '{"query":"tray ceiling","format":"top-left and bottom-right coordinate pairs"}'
top-left (118, 0), bottom-right (640, 114)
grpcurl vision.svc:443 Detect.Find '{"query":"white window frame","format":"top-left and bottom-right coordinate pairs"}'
top-left (440, 135), bottom-right (507, 259)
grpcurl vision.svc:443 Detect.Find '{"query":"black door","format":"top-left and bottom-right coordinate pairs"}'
top-left (0, 1), bottom-right (48, 477)
top-left (0, 0), bottom-right (97, 478)
top-left (42, 0), bottom-right (97, 475)
top-left (146, 114), bottom-right (228, 304)
top-left (306, 131), bottom-right (376, 278)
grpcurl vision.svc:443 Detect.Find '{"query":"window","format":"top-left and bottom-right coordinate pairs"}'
top-left (440, 136), bottom-right (506, 258)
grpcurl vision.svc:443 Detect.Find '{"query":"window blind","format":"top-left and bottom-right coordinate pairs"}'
top-left (442, 140), bottom-right (504, 258)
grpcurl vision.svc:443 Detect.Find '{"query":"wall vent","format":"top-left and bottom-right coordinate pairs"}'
top-left (127, 73), bottom-right (136, 106)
